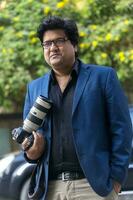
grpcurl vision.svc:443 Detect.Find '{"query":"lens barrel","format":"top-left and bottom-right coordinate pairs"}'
top-left (12, 95), bottom-right (52, 146)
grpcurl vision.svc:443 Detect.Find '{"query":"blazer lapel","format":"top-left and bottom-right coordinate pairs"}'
top-left (72, 64), bottom-right (91, 116)
top-left (41, 72), bottom-right (51, 98)
top-left (40, 64), bottom-right (91, 115)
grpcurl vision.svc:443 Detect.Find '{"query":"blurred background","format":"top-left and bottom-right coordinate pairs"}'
top-left (0, 0), bottom-right (133, 154)
top-left (0, 1), bottom-right (133, 199)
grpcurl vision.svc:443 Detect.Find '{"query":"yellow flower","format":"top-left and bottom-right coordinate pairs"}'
top-left (118, 52), bottom-right (125, 62)
top-left (2, 48), bottom-right (7, 54)
top-left (44, 6), bottom-right (51, 15)
top-left (80, 43), bottom-right (86, 48)
top-left (114, 36), bottom-right (120, 42)
top-left (56, 1), bottom-right (65, 9)
top-left (124, 19), bottom-right (129, 25)
top-left (118, 52), bottom-right (124, 57)
top-left (105, 33), bottom-right (112, 41)
top-left (101, 53), bottom-right (108, 59)
top-left (8, 49), bottom-right (14, 54)
top-left (79, 43), bottom-right (89, 49)
top-left (129, 49), bottom-right (133, 54)
top-left (30, 37), bottom-right (38, 44)
top-left (97, 37), bottom-right (103, 42)
top-left (129, 50), bottom-right (133, 60)
top-left (0, 26), bottom-right (4, 31)
top-left (29, 31), bottom-right (36, 37)
top-left (64, 0), bottom-right (69, 3)
top-left (16, 32), bottom-right (23, 38)
top-left (90, 25), bottom-right (97, 30)
top-left (92, 41), bottom-right (98, 48)
top-left (13, 17), bottom-right (19, 22)
top-left (129, 55), bottom-right (133, 60)
top-left (79, 31), bottom-right (86, 37)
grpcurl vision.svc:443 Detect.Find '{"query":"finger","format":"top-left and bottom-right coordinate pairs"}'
top-left (33, 131), bottom-right (43, 142)
top-left (33, 131), bottom-right (42, 137)
top-left (114, 183), bottom-right (121, 193)
top-left (31, 131), bottom-right (41, 147)
top-left (22, 137), bottom-right (28, 144)
top-left (31, 131), bottom-right (38, 145)
top-left (22, 138), bottom-right (28, 148)
top-left (32, 131), bottom-right (37, 138)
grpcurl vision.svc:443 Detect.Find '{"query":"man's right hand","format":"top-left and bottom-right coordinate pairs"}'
top-left (22, 131), bottom-right (46, 160)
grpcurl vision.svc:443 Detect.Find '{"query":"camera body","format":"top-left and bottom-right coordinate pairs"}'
top-left (12, 95), bottom-right (52, 150)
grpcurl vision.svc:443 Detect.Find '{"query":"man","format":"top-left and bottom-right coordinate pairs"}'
top-left (22, 16), bottom-right (133, 200)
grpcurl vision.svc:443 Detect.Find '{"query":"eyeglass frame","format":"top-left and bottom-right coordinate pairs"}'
top-left (41, 37), bottom-right (69, 49)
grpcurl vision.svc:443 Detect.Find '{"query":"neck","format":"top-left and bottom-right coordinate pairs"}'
top-left (52, 60), bottom-right (75, 77)
top-left (53, 69), bottom-right (72, 93)
top-left (53, 67), bottom-right (72, 77)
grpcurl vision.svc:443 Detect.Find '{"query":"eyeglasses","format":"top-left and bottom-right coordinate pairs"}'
top-left (42, 38), bottom-right (69, 49)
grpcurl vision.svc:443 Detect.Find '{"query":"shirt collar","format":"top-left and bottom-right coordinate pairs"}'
top-left (50, 59), bottom-right (79, 84)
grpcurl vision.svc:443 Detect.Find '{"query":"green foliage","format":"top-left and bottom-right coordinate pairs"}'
top-left (0, 0), bottom-right (133, 112)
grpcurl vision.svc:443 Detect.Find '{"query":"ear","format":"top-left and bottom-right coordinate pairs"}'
top-left (74, 45), bottom-right (78, 53)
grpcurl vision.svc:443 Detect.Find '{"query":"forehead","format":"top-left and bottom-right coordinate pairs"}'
top-left (43, 29), bottom-right (66, 41)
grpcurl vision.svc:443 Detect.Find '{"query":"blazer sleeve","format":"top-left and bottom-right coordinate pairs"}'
top-left (105, 68), bottom-right (133, 185)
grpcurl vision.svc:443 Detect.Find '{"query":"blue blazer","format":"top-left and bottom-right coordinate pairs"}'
top-left (23, 60), bottom-right (133, 199)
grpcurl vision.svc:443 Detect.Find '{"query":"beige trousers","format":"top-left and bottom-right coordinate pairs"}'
top-left (46, 178), bottom-right (119, 200)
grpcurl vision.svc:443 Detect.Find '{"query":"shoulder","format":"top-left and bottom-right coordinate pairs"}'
top-left (28, 72), bottom-right (50, 87)
top-left (79, 60), bottom-right (117, 81)
top-left (79, 60), bottom-right (115, 74)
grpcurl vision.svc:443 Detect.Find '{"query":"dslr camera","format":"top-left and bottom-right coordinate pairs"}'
top-left (12, 95), bottom-right (52, 150)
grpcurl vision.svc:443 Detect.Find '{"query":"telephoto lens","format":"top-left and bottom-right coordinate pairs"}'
top-left (12, 95), bottom-right (52, 151)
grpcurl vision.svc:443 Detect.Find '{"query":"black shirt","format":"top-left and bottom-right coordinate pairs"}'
top-left (49, 61), bottom-right (84, 177)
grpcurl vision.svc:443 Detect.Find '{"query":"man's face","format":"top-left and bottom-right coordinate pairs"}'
top-left (42, 29), bottom-right (77, 71)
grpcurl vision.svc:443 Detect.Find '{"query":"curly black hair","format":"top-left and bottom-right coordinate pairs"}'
top-left (37, 16), bottom-right (79, 47)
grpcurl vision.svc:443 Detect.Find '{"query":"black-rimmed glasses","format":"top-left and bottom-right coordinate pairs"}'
top-left (42, 38), bottom-right (69, 49)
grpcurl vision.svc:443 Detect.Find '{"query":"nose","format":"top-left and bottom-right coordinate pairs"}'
top-left (50, 42), bottom-right (58, 50)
